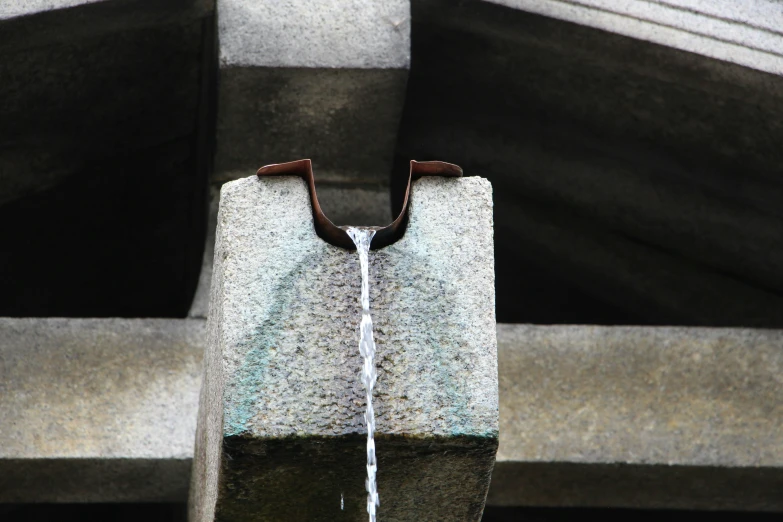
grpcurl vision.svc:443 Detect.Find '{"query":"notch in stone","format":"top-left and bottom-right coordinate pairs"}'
top-left (257, 159), bottom-right (463, 250)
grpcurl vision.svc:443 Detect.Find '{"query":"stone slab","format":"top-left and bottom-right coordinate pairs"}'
top-left (188, 184), bottom-right (393, 317)
top-left (190, 175), bottom-right (498, 521)
top-left (218, 0), bottom-right (409, 69)
top-left (3, 320), bottom-right (783, 510)
top-left (399, 0), bottom-right (783, 326)
top-left (0, 318), bottom-right (204, 502)
top-left (489, 324), bottom-right (783, 511)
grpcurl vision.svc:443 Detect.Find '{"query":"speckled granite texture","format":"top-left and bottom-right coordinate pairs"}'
top-left (190, 175), bottom-right (498, 521)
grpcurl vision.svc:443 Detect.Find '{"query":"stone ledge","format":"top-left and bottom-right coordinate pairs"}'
top-left (0, 318), bottom-right (204, 502)
top-left (218, 0), bottom-right (409, 69)
top-left (490, 324), bottom-right (783, 510)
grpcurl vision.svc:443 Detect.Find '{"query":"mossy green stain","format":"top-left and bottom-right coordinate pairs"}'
top-left (224, 258), bottom-right (313, 437)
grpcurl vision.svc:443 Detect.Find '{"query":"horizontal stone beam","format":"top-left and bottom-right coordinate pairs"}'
top-left (0, 318), bottom-right (204, 502)
top-left (490, 324), bottom-right (783, 511)
top-left (3, 320), bottom-right (782, 511)
top-left (401, 0), bottom-right (783, 326)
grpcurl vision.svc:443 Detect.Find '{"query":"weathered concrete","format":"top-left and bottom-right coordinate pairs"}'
top-left (190, 175), bottom-right (498, 521)
top-left (3, 320), bottom-right (783, 510)
top-left (187, 184), bottom-right (392, 318)
top-left (490, 324), bottom-right (783, 511)
top-left (217, 0), bottom-right (409, 69)
top-left (0, 318), bottom-right (204, 502)
top-left (214, 0), bottom-right (410, 186)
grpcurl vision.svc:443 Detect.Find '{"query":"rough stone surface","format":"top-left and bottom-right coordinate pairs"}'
top-left (0, 318), bottom-right (204, 502)
top-left (190, 175), bottom-right (498, 521)
top-left (490, 324), bottom-right (783, 511)
top-left (4, 320), bottom-right (783, 510)
top-left (218, 0), bottom-right (409, 68)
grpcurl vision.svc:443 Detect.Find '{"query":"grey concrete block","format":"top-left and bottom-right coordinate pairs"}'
top-left (490, 324), bottom-right (783, 511)
top-left (4, 320), bottom-right (783, 511)
top-left (190, 175), bottom-right (498, 521)
top-left (0, 318), bottom-right (204, 502)
top-left (218, 0), bottom-right (409, 68)
top-left (214, 0), bottom-right (409, 186)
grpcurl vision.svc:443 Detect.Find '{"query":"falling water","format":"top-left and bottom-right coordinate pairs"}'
top-left (346, 227), bottom-right (380, 522)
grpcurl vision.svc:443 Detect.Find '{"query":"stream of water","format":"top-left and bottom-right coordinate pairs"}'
top-left (346, 227), bottom-right (380, 522)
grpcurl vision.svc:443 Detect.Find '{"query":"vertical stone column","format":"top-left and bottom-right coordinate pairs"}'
top-left (189, 174), bottom-right (498, 521)
top-left (213, 0), bottom-right (410, 187)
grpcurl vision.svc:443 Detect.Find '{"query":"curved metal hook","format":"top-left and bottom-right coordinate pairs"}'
top-left (256, 159), bottom-right (463, 250)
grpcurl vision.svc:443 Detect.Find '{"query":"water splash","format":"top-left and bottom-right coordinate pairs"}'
top-left (346, 227), bottom-right (380, 522)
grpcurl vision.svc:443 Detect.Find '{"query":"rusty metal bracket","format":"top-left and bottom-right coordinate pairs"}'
top-left (257, 159), bottom-right (463, 250)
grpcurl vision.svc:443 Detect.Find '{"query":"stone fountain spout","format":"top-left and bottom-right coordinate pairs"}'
top-left (189, 163), bottom-right (499, 521)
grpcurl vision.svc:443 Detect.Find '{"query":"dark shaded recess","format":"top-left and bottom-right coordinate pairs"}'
top-left (0, 140), bottom-right (202, 317)
top-left (395, 0), bottom-right (783, 326)
top-left (0, 457), bottom-right (192, 504)
top-left (216, 434), bottom-right (496, 521)
top-left (482, 507), bottom-right (783, 521)
top-left (0, 2), bottom-right (216, 317)
top-left (488, 461), bottom-right (783, 513)
top-left (0, 504), bottom-right (186, 522)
